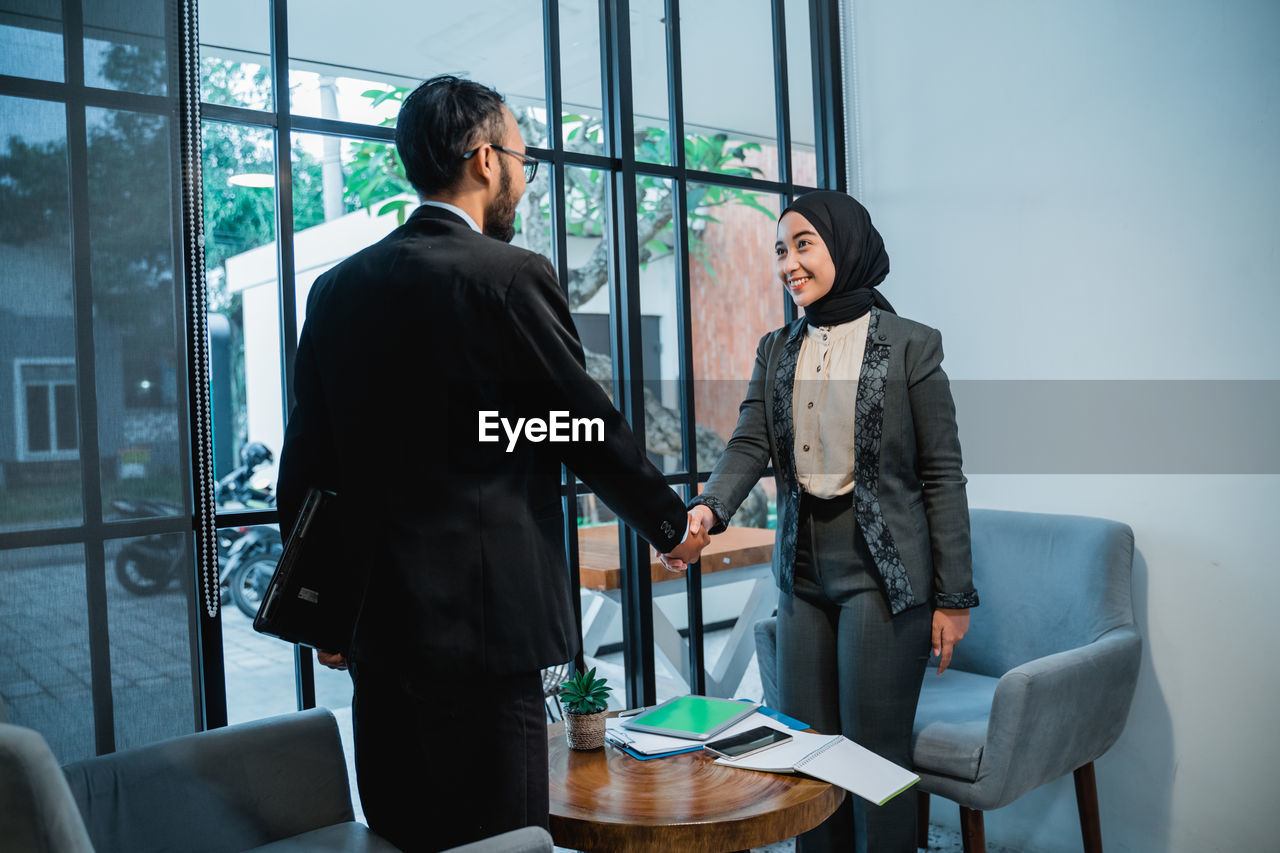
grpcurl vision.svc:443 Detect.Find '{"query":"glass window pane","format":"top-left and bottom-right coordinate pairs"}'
top-left (0, 0), bottom-right (64, 81)
top-left (83, 0), bottom-right (170, 96)
top-left (286, 0), bottom-right (547, 144)
top-left (682, 474), bottom-right (776, 701)
top-left (54, 383), bottom-right (78, 450)
top-left (86, 107), bottom-right (184, 521)
top-left (575, 511), bottom-right (623, 706)
top-left (560, 0), bottom-right (605, 151)
top-left (688, 182), bottom-right (780, 472)
top-left (635, 175), bottom-right (681, 472)
top-left (0, 544), bottom-right (96, 762)
top-left (785, 0), bottom-right (818, 185)
top-left (563, 165), bottom-right (612, 484)
top-left (221, 522), bottom-right (296, 724)
top-left (630, 0), bottom-right (671, 165)
top-left (515, 158), bottom-right (553, 263)
top-left (199, 0), bottom-right (271, 110)
top-left (107, 533), bottom-right (197, 750)
top-left (680, 0), bottom-right (780, 182)
top-left (202, 121), bottom-right (278, 476)
top-left (25, 384), bottom-right (51, 451)
top-left (290, 131), bottom-right (405, 334)
top-left (0, 95), bottom-right (82, 530)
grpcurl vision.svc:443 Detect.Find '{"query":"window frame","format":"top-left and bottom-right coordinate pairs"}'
top-left (0, 0), bottom-right (194, 755)
top-left (186, 0), bottom-right (846, 717)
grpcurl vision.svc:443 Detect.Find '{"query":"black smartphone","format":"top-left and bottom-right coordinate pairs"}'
top-left (703, 725), bottom-right (794, 759)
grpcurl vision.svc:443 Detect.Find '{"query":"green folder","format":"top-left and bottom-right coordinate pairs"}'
top-left (620, 695), bottom-right (760, 741)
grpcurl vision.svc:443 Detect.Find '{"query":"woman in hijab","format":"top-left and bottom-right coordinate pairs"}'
top-left (665, 191), bottom-right (978, 852)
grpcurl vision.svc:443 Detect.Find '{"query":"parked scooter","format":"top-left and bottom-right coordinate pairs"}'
top-left (215, 442), bottom-right (284, 618)
top-left (112, 442), bottom-right (282, 618)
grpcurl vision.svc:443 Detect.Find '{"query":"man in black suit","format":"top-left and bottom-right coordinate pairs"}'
top-left (275, 75), bottom-right (709, 851)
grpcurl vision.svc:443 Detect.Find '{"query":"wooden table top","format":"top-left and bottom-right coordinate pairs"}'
top-left (576, 524), bottom-right (775, 591)
top-left (547, 719), bottom-right (844, 853)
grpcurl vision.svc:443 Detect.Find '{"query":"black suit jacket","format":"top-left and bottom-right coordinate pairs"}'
top-left (692, 308), bottom-right (979, 615)
top-left (276, 205), bottom-right (687, 675)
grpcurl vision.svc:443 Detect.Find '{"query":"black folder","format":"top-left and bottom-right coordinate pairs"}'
top-left (252, 488), bottom-right (366, 653)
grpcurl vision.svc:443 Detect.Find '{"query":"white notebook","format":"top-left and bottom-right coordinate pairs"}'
top-left (713, 730), bottom-right (919, 805)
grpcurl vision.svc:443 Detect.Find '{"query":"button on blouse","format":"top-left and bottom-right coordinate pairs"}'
top-left (792, 311), bottom-right (870, 498)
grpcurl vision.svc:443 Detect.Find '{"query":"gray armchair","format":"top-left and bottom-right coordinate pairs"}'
top-left (755, 508), bottom-right (1142, 853)
top-left (0, 706), bottom-right (554, 853)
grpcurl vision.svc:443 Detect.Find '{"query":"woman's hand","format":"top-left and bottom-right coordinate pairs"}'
top-left (931, 608), bottom-right (969, 675)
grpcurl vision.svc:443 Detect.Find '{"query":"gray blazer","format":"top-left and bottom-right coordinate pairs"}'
top-left (692, 308), bottom-right (979, 615)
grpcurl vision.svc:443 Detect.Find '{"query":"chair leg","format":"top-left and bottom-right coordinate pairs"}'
top-left (958, 806), bottom-right (986, 853)
top-left (1074, 762), bottom-right (1104, 853)
top-left (917, 790), bottom-right (930, 848)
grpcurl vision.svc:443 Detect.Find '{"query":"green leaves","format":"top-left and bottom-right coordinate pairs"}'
top-left (559, 666), bottom-right (612, 715)
top-left (343, 139), bottom-right (413, 223)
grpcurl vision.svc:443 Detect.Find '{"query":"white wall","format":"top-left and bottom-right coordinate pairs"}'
top-left (844, 2), bottom-right (1279, 851)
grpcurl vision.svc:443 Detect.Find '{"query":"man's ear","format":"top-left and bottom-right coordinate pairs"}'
top-left (462, 143), bottom-right (496, 188)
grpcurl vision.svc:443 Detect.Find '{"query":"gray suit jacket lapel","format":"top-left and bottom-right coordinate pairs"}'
top-left (853, 308), bottom-right (918, 614)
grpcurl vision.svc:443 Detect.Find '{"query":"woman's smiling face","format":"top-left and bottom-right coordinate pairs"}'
top-left (775, 211), bottom-right (836, 309)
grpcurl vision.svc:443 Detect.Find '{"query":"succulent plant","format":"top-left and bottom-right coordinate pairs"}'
top-left (559, 666), bottom-right (611, 715)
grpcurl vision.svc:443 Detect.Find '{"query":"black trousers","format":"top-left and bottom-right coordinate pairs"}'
top-left (778, 494), bottom-right (932, 853)
top-left (349, 662), bottom-right (548, 853)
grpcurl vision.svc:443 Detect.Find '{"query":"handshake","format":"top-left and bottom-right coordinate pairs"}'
top-left (655, 504), bottom-right (717, 573)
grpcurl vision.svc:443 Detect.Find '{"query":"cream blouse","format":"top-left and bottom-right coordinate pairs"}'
top-left (792, 311), bottom-right (869, 498)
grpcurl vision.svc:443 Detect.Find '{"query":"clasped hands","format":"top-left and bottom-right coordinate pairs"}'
top-left (655, 504), bottom-right (716, 573)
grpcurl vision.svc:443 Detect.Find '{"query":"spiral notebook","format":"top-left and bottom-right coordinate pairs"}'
top-left (713, 730), bottom-right (919, 805)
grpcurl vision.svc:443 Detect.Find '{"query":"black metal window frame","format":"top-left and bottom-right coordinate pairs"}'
top-left (0, 0), bottom-right (847, 732)
top-left (197, 0), bottom-right (846, 716)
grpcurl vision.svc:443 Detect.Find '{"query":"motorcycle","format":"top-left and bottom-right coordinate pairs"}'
top-left (215, 442), bottom-right (283, 618)
top-left (112, 442), bottom-right (283, 619)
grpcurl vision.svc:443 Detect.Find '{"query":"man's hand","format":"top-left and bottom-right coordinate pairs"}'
top-left (931, 608), bottom-right (970, 675)
top-left (657, 506), bottom-right (715, 571)
top-left (316, 650), bottom-right (347, 671)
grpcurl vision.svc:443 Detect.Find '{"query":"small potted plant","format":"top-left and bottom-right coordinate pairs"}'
top-left (559, 666), bottom-right (612, 750)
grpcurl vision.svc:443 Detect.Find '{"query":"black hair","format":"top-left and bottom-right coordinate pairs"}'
top-left (395, 74), bottom-right (507, 197)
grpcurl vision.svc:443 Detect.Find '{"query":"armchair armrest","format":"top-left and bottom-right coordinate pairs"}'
top-left (976, 626), bottom-right (1142, 810)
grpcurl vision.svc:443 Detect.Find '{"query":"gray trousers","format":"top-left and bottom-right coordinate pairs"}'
top-left (778, 494), bottom-right (931, 853)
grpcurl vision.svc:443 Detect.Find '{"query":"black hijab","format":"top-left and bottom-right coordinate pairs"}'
top-left (782, 191), bottom-right (895, 326)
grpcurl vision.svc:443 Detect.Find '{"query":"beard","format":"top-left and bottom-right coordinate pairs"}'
top-left (483, 160), bottom-right (518, 243)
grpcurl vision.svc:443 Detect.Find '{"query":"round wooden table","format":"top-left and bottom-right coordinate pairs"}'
top-left (547, 721), bottom-right (845, 852)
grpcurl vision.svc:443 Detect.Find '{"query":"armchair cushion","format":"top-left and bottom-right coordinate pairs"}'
top-left (911, 668), bottom-right (996, 782)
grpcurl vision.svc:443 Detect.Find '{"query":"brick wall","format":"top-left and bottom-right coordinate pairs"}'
top-left (690, 146), bottom-right (782, 443)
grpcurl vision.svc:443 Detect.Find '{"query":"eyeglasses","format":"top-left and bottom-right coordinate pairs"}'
top-left (462, 144), bottom-right (539, 182)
